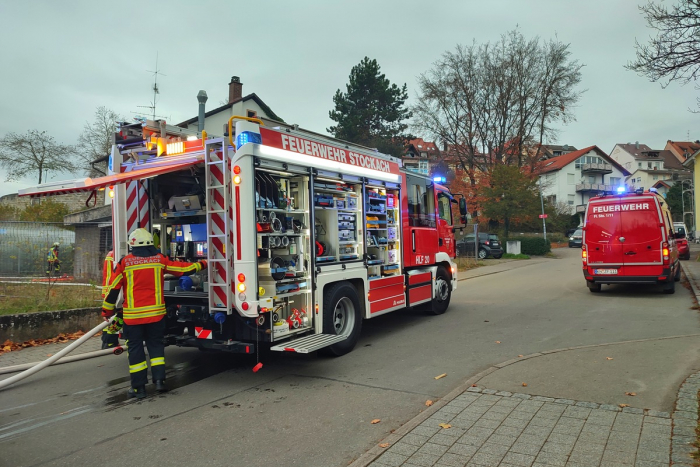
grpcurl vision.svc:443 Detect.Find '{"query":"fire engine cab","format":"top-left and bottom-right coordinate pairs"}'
top-left (20, 117), bottom-right (461, 356)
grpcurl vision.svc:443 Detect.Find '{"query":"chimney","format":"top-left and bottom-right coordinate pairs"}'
top-left (197, 90), bottom-right (208, 132)
top-left (635, 141), bottom-right (639, 149)
top-left (443, 141), bottom-right (448, 151)
top-left (229, 76), bottom-right (243, 103)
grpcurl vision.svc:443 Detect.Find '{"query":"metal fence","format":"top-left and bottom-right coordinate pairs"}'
top-left (0, 222), bottom-right (111, 281)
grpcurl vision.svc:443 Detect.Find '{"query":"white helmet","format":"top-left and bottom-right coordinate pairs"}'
top-left (52, 242), bottom-right (60, 247)
top-left (128, 228), bottom-right (154, 247)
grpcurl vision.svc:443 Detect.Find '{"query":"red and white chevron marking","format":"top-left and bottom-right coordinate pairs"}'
top-left (208, 151), bottom-right (228, 309)
top-left (195, 327), bottom-right (212, 339)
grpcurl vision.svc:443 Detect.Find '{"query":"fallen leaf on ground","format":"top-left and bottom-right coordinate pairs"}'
top-left (0, 332), bottom-right (87, 355)
top-left (625, 392), bottom-right (637, 396)
top-left (46, 354), bottom-right (52, 357)
top-left (425, 400), bottom-right (433, 407)
top-left (471, 384), bottom-right (477, 387)
top-left (619, 403), bottom-right (629, 408)
top-left (606, 357), bottom-right (613, 360)
top-left (434, 373), bottom-right (447, 380)
top-left (518, 355), bottom-right (523, 357)
top-left (371, 419), bottom-right (381, 424)
top-left (495, 341), bottom-right (501, 344)
top-left (438, 423), bottom-right (452, 429)
top-left (522, 382), bottom-right (528, 387)
top-left (379, 443), bottom-right (390, 448)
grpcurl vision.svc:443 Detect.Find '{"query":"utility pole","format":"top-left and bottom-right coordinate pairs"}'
top-left (538, 176), bottom-right (547, 241)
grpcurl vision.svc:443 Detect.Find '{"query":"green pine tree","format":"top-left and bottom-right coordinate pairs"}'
top-left (328, 57), bottom-right (412, 157)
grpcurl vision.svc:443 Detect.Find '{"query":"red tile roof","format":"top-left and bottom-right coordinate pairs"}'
top-left (666, 140), bottom-right (700, 161)
top-left (536, 145), bottom-right (630, 175)
top-left (615, 143), bottom-right (652, 158)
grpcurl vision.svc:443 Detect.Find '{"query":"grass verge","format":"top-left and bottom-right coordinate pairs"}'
top-left (0, 283), bottom-right (101, 315)
top-left (502, 253), bottom-right (529, 259)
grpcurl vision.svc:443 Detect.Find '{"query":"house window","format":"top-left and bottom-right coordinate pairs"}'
top-left (652, 174), bottom-right (658, 180)
top-left (567, 173), bottom-right (574, 184)
top-left (638, 162), bottom-right (642, 168)
top-left (589, 176), bottom-right (595, 183)
top-left (648, 162), bottom-right (652, 169)
top-left (568, 194), bottom-right (574, 205)
top-left (246, 110), bottom-right (257, 118)
top-left (610, 177), bottom-right (621, 185)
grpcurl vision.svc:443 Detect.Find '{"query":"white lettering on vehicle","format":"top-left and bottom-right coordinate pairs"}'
top-left (591, 203), bottom-right (650, 213)
top-left (280, 134), bottom-right (391, 172)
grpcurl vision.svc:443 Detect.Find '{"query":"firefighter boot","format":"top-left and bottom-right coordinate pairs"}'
top-left (127, 386), bottom-right (147, 400)
top-left (101, 332), bottom-right (119, 349)
top-left (154, 380), bottom-right (167, 393)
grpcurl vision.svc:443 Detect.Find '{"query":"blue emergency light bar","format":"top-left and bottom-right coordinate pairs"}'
top-left (433, 176), bottom-right (446, 183)
top-left (236, 131), bottom-right (262, 148)
top-left (616, 186), bottom-right (626, 194)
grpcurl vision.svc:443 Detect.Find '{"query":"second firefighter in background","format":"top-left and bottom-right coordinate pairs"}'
top-left (102, 229), bottom-right (207, 399)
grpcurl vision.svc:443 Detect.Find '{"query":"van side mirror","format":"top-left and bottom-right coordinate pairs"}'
top-left (459, 198), bottom-right (467, 216)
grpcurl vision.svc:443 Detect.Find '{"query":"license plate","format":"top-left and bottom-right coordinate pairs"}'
top-left (594, 269), bottom-right (618, 275)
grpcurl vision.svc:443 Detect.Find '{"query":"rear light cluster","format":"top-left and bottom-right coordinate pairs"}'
top-left (237, 272), bottom-right (248, 310)
top-left (581, 245), bottom-right (587, 264)
top-left (662, 242), bottom-right (669, 262)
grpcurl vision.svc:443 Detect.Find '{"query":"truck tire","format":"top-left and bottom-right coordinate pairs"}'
top-left (426, 266), bottom-right (452, 315)
top-left (320, 282), bottom-right (362, 357)
top-left (674, 263), bottom-right (682, 282)
top-left (587, 281), bottom-right (601, 293)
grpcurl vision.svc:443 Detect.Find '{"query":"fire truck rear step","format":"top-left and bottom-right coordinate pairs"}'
top-left (270, 334), bottom-right (346, 353)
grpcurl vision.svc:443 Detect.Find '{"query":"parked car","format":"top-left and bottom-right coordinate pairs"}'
top-left (674, 222), bottom-right (692, 241)
top-left (677, 235), bottom-right (690, 260)
top-left (457, 233), bottom-right (503, 259)
top-left (568, 229), bottom-right (583, 248)
top-left (565, 227), bottom-right (579, 238)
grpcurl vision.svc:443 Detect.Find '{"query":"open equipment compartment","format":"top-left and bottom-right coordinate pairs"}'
top-left (254, 166), bottom-right (313, 341)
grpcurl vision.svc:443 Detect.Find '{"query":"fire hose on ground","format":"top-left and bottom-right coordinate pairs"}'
top-left (0, 319), bottom-right (123, 390)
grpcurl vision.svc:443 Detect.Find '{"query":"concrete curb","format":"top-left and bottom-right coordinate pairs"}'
top-left (670, 371), bottom-right (700, 466)
top-left (0, 307), bottom-right (101, 342)
top-left (680, 261), bottom-right (700, 303)
top-left (348, 333), bottom-right (700, 467)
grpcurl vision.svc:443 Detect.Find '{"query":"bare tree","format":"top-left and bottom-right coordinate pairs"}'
top-left (627, 0), bottom-right (700, 109)
top-left (76, 106), bottom-right (124, 177)
top-left (0, 130), bottom-right (76, 184)
top-left (413, 29), bottom-right (584, 182)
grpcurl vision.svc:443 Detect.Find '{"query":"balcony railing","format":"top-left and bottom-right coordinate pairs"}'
top-left (575, 183), bottom-right (613, 193)
top-left (581, 163), bottom-right (613, 174)
top-left (576, 204), bottom-right (586, 213)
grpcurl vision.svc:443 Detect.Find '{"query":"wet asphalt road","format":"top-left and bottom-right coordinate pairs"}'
top-left (0, 248), bottom-right (696, 467)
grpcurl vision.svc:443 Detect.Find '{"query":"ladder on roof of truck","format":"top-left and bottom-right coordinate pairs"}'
top-left (204, 138), bottom-right (233, 314)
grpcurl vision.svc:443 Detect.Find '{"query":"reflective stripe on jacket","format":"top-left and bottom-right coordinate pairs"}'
top-left (101, 250), bottom-right (114, 299)
top-left (47, 247), bottom-right (59, 262)
top-left (102, 253), bottom-right (203, 325)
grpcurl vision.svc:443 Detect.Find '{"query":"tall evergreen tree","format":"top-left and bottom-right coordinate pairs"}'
top-left (328, 57), bottom-right (412, 157)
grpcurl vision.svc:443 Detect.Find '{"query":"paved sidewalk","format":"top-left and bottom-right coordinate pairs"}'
top-left (0, 335), bottom-right (104, 368)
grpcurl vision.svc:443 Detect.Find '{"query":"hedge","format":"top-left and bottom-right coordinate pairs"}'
top-left (506, 237), bottom-right (551, 255)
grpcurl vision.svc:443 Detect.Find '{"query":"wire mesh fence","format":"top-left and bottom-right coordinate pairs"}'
top-left (0, 222), bottom-right (112, 282)
top-left (455, 224), bottom-right (480, 259)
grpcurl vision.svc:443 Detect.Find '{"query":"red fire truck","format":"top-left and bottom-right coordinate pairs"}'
top-left (20, 117), bottom-right (462, 356)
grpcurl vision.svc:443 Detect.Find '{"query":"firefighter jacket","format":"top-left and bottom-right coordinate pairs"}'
top-left (102, 250), bottom-right (114, 299)
top-left (102, 253), bottom-right (206, 325)
top-left (47, 247), bottom-right (59, 263)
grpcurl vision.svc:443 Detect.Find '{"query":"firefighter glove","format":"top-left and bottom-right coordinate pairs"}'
top-left (101, 308), bottom-right (114, 319)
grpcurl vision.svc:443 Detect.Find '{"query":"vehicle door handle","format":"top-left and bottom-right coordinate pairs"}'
top-left (625, 251), bottom-right (636, 255)
top-left (439, 238), bottom-right (443, 246)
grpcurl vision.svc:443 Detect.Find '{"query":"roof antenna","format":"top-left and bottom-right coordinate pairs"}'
top-left (132, 53), bottom-right (168, 121)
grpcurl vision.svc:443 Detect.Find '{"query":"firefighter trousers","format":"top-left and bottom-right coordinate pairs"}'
top-left (123, 318), bottom-right (166, 388)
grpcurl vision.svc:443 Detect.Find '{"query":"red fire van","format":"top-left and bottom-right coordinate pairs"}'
top-left (582, 189), bottom-right (681, 294)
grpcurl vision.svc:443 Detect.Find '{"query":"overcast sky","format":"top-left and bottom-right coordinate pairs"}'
top-left (1, 0), bottom-right (698, 196)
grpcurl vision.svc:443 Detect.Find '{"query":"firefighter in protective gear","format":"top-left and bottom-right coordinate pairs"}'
top-left (46, 242), bottom-right (60, 275)
top-left (102, 229), bottom-right (207, 399)
top-left (101, 250), bottom-right (123, 349)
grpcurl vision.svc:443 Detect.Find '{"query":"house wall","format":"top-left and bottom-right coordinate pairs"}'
top-left (626, 170), bottom-right (674, 191)
top-left (695, 162), bottom-right (700, 237)
top-left (610, 146), bottom-right (634, 170)
top-left (185, 101), bottom-right (270, 135)
top-left (539, 151), bottom-right (626, 213)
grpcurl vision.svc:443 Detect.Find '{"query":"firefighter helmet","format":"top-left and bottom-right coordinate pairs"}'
top-left (128, 228), bottom-right (154, 247)
top-left (52, 242), bottom-right (60, 247)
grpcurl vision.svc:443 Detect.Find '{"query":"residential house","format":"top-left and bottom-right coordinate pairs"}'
top-left (538, 144), bottom-right (577, 160)
top-left (609, 142), bottom-right (653, 172)
top-left (537, 145), bottom-right (629, 220)
top-left (682, 148), bottom-right (700, 237)
top-left (666, 140), bottom-right (700, 164)
top-left (177, 76), bottom-right (282, 134)
top-left (403, 138), bottom-right (441, 175)
top-left (625, 149), bottom-right (689, 190)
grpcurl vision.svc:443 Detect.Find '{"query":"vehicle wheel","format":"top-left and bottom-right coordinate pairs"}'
top-left (478, 248), bottom-right (488, 260)
top-left (674, 263), bottom-right (682, 282)
top-left (425, 266), bottom-right (452, 315)
top-left (319, 282), bottom-right (362, 357)
top-left (682, 254), bottom-right (691, 261)
top-left (586, 281), bottom-right (601, 293)
top-left (663, 278), bottom-right (676, 294)
top-left (493, 254), bottom-right (503, 259)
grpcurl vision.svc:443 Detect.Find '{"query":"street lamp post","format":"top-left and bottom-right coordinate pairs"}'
top-left (538, 176), bottom-right (547, 241)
